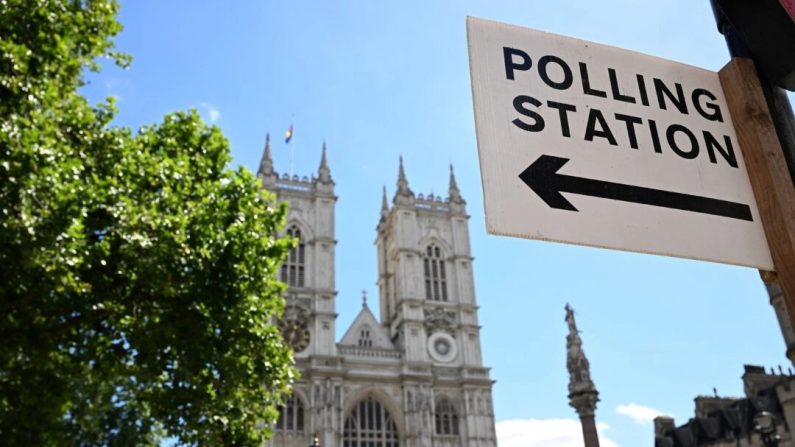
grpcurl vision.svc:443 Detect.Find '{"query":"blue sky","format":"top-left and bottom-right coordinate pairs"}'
top-left (82, 1), bottom-right (794, 445)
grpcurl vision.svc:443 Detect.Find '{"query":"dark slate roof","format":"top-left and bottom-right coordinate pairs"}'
top-left (656, 382), bottom-right (785, 447)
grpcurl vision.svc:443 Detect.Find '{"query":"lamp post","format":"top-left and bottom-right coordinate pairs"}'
top-left (309, 434), bottom-right (320, 447)
top-left (754, 411), bottom-right (781, 447)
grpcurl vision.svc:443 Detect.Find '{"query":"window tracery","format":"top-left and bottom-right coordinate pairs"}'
top-left (343, 396), bottom-right (399, 447)
top-left (435, 398), bottom-right (459, 436)
top-left (275, 394), bottom-right (305, 432)
top-left (424, 243), bottom-right (447, 301)
top-left (281, 225), bottom-right (305, 287)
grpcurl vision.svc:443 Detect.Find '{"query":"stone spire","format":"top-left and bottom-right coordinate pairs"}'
top-left (258, 133), bottom-right (274, 177)
top-left (448, 164), bottom-right (464, 204)
top-left (393, 156), bottom-right (414, 206)
top-left (381, 185), bottom-right (389, 215)
top-left (318, 141), bottom-right (332, 183)
top-left (565, 304), bottom-right (601, 447)
top-left (397, 156), bottom-right (411, 194)
top-left (257, 133), bottom-right (277, 187)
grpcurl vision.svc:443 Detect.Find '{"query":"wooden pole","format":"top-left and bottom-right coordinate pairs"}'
top-left (719, 57), bottom-right (795, 329)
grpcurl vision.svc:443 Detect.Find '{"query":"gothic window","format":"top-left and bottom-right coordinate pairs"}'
top-left (358, 327), bottom-right (373, 347)
top-left (281, 225), bottom-right (305, 287)
top-left (423, 244), bottom-right (447, 301)
top-left (342, 396), bottom-right (399, 447)
top-left (435, 398), bottom-right (459, 436)
top-left (275, 395), bottom-right (305, 432)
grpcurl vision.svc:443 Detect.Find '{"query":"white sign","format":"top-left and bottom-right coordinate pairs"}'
top-left (467, 16), bottom-right (773, 269)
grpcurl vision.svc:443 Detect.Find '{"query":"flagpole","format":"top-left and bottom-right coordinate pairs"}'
top-left (290, 138), bottom-right (295, 178)
top-left (288, 117), bottom-right (295, 178)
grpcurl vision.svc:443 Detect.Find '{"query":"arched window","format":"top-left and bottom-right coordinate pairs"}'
top-left (435, 398), bottom-right (459, 436)
top-left (358, 327), bottom-right (373, 347)
top-left (343, 396), bottom-right (399, 447)
top-left (276, 395), bottom-right (304, 432)
top-left (281, 225), bottom-right (305, 287)
top-left (423, 244), bottom-right (447, 301)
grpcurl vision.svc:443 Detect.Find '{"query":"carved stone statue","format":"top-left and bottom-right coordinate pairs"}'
top-left (565, 304), bottom-right (598, 398)
top-left (565, 303), bottom-right (577, 335)
top-left (424, 308), bottom-right (456, 334)
top-left (564, 304), bottom-right (601, 447)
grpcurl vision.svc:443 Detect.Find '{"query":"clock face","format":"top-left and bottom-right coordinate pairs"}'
top-left (427, 332), bottom-right (457, 363)
top-left (434, 338), bottom-right (451, 355)
top-left (279, 319), bottom-right (310, 352)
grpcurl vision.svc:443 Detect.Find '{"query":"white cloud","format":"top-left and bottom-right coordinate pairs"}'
top-left (496, 418), bottom-right (619, 447)
top-left (200, 102), bottom-right (220, 122)
top-left (616, 403), bottom-right (669, 424)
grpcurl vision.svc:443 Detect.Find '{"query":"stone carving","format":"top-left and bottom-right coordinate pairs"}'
top-left (415, 387), bottom-right (432, 446)
top-left (565, 304), bottom-right (577, 334)
top-left (323, 379), bottom-right (334, 427)
top-left (313, 379), bottom-right (341, 435)
top-left (565, 304), bottom-right (600, 417)
top-left (417, 387), bottom-right (432, 411)
top-left (282, 300), bottom-right (310, 324)
top-left (424, 307), bottom-right (456, 334)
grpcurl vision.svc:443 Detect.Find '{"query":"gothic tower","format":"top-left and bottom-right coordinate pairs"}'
top-left (260, 141), bottom-right (496, 447)
top-left (376, 159), bottom-right (497, 447)
top-left (258, 136), bottom-right (338, 359)
top-left (565, 304), bottom-right (601, 447)
top-left (259, 136), bottom-right (342, 447)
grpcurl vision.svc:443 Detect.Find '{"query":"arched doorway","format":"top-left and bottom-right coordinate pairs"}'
top-left (342, 396), bottom-right (399, 447)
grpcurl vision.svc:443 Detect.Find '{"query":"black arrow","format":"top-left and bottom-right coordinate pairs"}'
top-left (518, 155), bottom-right (753, 221)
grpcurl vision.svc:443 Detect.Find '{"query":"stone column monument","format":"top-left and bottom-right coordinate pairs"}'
top-left (565, 304), bottom-right (601, 447)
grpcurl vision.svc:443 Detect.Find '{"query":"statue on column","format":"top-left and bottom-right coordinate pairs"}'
top-left (565, 304), bottom-right (601, 447)
top-left (565, 304), bottom-right (595, 394)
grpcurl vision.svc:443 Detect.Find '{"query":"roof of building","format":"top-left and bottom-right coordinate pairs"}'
top-left (655, 365), bottom-right (793, 447)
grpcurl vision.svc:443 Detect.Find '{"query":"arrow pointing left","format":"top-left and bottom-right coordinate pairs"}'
top-left (518, 155), bottom-right (754, 221)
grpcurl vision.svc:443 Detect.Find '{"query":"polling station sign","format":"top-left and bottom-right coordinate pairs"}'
top-left (467, 16), bottom-right (773, 269)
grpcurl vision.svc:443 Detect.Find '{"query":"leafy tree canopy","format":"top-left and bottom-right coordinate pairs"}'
top-left (0, 1), bottom-right (296, 445)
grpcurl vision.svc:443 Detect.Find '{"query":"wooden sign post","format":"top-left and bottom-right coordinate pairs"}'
top-left (719, 57), bottom-right (795, 328)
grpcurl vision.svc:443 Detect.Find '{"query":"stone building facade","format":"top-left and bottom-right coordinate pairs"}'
top-left (654, 364), bottom-right (795, 447)
top-left (257, 136), bottom-right (497, 447)
top-left (654, 282), bottom-right (795, 446)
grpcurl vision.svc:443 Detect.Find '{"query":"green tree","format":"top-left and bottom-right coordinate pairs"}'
top-left (0, 1), bottom-right (296, 445)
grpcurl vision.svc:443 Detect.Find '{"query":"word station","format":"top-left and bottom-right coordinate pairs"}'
top-left (503, 47), bottom-right (739, 169)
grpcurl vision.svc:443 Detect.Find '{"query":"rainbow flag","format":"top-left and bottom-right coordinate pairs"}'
top-left (284, 124), bottom-right (293, 144)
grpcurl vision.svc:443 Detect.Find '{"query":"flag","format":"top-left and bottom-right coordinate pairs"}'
top-left (284, 124), bottom-right (293, 144)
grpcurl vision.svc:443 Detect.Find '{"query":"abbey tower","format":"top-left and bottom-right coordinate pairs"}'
top-left (258, 136), bottom-right (496, 447)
